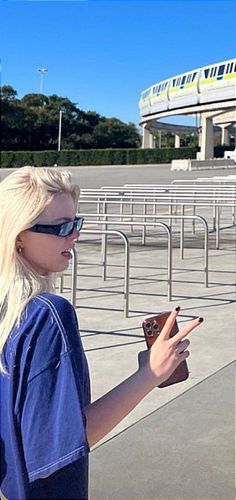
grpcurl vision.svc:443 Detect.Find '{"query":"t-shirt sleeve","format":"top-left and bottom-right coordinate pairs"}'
top-left (21, 350), bottom-right (89, 483)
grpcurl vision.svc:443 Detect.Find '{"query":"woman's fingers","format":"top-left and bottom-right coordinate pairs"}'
top-left (171, 317), bottom-right (204, 345)
top-left (159, 306), bottom-right (181, 340)
top-left (174, 338), bottom-right (190, 354)
top-left (176, 349), bottom-right (190, 362)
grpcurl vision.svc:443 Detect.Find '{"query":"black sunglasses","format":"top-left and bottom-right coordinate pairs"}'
top-left (28, 217), bottom-right (84, 237)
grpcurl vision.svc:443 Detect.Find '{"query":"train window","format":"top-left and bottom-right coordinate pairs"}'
top-left (143, 89), bottom-right (151, 99)
top-left (204, 69), bottom-right (210, 78)
top-left (226, 63), bottom-right (233, 73)
top-left (153, 85), bottom-right (160, 94)
top-left (210, 67), bottom-right (217, 77)
top-left (181, 75), bottom-right (186, 85)
top-left (192, 72), bottom-right (197, 81)
top-left (218, 65), bottom-right (225, 76)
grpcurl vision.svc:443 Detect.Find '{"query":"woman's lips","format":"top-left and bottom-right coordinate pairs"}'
top-left (61, 250), bottom-right (72, 258)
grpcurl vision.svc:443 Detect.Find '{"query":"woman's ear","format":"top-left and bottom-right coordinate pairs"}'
top-left (16, 234), bottom-right (24, 253)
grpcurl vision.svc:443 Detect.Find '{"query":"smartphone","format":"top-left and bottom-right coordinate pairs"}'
top-left (142, 311), bottom-right (189, 388)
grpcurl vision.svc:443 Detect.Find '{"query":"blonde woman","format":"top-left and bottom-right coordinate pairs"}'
top-left (0, 167), bottom-right (203, 500)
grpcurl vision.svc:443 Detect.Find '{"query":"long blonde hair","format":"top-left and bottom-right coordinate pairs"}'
top-left (0, 166), bottom-right (80, 372)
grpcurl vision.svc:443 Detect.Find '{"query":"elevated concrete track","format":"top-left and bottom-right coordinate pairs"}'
top-left (139, 59), bottom-right (236, 159)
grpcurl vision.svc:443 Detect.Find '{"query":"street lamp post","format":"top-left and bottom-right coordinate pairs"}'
top-left (37, 68), bottom-right (48, 94)
top-left (58, 110), bottom-right (63, 151)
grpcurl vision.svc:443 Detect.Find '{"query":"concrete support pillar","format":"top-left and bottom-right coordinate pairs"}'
top-left (200, 115), bottom-right (214, 160)
top-left (150, 135), bottom-right (155, 148)
top-left (142, 126), bottom-right (155, 149)
top-left (221, 125), bottom-right (230, 145)
top-left (174, 134), bottom-right (180, 148)
top-left (142, 125), bottom-right (147, 149)
top-left (198, 128), bottom-right (202, 147)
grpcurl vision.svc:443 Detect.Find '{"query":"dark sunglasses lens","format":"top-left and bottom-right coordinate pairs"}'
top-left (59, 222), bottom-right (74, 236)
top-left (58, 218), bottom-right (83, 236)
top-left (75, 218), bottom-right (83, 232)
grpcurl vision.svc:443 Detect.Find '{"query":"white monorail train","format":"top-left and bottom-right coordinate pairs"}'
top-left (139, 58), bottom-right (236, 117)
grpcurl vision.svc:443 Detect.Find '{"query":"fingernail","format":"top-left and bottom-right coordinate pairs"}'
top-left (175, 306), bottom-right (181, 312)
top-left (198, 317), bottom-right (204, 323)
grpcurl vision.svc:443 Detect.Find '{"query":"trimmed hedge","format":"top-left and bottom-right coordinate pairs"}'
top-left (0, 147), bottom-right (200, 168)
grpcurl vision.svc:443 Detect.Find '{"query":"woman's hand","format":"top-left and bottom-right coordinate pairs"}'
top-left (85, 307), bottom-right (203, 447)
top-left (140, 308), bottom-right (203, 387)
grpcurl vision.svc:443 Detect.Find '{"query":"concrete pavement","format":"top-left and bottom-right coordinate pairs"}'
top-left (89, 363), bottom-right (234, 499)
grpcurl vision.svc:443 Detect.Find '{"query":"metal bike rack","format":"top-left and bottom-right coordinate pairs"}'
top-left (87, 184), bottom-right (235, 227)
top-left (61, 229), bottom-right (130, 317)
top-left (80, 212), bottom-right (208, 288)
top-left (79, 195), bottom-right (234, 250)
top-left (78, 216), bottom-right (173, 301)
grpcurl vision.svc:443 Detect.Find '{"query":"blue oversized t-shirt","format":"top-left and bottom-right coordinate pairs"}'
top-left (0, 293), bottom-right (91, 499)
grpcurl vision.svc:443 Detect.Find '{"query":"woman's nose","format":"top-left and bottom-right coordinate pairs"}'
top-left (68, 229), bottom-right (80, 241)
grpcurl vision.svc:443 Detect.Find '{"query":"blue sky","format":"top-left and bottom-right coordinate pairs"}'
top-left (0, 1), bottom-right (235, 128)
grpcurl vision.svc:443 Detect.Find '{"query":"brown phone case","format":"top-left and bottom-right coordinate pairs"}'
top-left (142, 311), bottom-right (189, 388)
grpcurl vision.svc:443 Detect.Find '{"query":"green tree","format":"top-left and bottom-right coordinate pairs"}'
top-left (93, 118), bottom-right (141, 148)
top-left (1, 85), bottom-right (18, 101)
top-left (1, 86), bottom-right (141, 151)
top-left (1, 85), bottom-right (24, 149)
